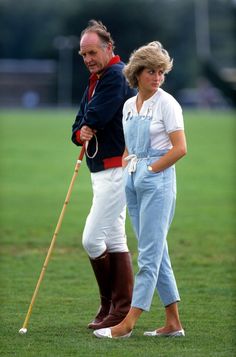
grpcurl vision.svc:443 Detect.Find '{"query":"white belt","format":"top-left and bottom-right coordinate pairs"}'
top-left (124, 154), bottom-right (138, 174)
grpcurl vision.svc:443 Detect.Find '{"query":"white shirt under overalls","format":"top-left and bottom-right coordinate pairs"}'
top-left (122, 88), bottom-right (184, 151)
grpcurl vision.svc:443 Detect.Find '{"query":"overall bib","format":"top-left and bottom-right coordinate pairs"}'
top-left (123, 104), bottom-right (180, 310)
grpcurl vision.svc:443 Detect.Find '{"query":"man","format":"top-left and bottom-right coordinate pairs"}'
top-left (71, 20), bottom-right (136, 330)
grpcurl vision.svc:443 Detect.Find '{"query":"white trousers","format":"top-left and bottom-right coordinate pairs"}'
top-left (82, 167), bottom-right (128, 258)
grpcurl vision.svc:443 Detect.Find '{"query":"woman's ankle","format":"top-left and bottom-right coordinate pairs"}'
top-left (111, 322), bottom-right (132, 337)
top-left (157, 322), bottom-right (182, 333)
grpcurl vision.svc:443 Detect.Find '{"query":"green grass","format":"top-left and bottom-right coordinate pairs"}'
top-left (0, 108), bottom-right (235, 357)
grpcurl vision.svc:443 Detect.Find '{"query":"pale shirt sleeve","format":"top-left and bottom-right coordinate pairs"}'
top-left (122, 98), bottom-right (134, 124)
top-left (122, 100), bottom-right (128, 118)
top-left (162, 95), bottom-right (184, 133)
top-left (150, 91), bottom-right (184, 150)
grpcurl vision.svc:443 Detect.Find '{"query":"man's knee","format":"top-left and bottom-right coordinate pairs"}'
top-left (82, 233), bottom-right (105, 258)
top-left (82, 233), bottom-right (93, 254)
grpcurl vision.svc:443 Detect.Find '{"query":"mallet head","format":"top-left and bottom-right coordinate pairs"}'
top-left (19, 328), bottom-right (27, 335)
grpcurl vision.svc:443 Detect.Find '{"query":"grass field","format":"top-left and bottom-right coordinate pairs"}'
top-left (0, 108), bottom-right (235, 357)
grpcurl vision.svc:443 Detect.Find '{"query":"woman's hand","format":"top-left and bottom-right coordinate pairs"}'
top-left (122, 147), bottom-right (129, 168)
top-left (150, 130), bottom-right (187, 172)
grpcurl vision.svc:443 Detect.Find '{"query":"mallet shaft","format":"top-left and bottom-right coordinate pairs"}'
top-left (20, 145), bottom-right (85, 332)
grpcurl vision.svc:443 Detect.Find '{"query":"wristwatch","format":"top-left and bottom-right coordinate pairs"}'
top-left (147, 165), bottom-right (153, 172)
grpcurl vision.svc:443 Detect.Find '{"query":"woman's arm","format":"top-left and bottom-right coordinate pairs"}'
top-left (149, 130), bottom-right (187, 173)
top-left (122, 147), bottom-right (129, 168)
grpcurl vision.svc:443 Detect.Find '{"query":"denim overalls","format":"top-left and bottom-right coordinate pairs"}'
top-left (123, 103), bottom-right (180, 310)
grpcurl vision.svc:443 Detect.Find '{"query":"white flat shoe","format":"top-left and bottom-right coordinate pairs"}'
top-left (93, 328), bottom-right (132, 339)
top-left (144, 329), bottom-right (185, 337)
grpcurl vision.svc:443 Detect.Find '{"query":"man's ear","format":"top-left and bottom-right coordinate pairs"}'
top-left (107, 42), bottom-right (113, 52)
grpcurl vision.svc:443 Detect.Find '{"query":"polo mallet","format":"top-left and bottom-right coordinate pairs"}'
top-left (19, 145), bottom-right (85, 334)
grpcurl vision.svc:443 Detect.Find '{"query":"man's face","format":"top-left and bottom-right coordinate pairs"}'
top-left (79, 32), bottom-right (112, 74)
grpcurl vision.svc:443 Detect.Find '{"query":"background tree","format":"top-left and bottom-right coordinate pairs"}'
top-left (0, 0), bottom-right (235, 104)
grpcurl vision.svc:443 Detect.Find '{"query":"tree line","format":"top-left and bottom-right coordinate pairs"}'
top-left (0, 0), bottom-right (235, 104)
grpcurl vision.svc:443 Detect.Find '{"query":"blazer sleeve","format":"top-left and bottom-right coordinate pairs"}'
top-left (71, 89), bottom-right (88, 146)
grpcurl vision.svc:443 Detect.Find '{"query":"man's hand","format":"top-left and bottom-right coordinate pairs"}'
top-left (80, 125), bottom-right (95, 141)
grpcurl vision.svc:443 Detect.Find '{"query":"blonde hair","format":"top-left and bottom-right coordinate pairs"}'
top-left (124, 41), bottom-right (173, 88)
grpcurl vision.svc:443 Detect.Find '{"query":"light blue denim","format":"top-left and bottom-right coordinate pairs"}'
top-left (123, 106), bottom-right (180, 311)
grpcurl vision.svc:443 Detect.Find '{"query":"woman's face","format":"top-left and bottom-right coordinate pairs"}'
top-left (137, 68), bottom-right (164, 95)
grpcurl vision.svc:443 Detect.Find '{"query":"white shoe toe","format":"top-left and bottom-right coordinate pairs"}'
top-left (93, 328), bottom-right (133, 339)
top-left (93, 328), bottom-right (112, 338)
top-left (143, 330), bottom-right (157, 336)
top-left (144, 329), bottom-right (185, 337)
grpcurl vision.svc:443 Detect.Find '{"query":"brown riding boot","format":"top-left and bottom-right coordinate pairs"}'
top-left (87, 251), bottom-right (112, 329)
top-left (91, 251), bottom-right (134, 330)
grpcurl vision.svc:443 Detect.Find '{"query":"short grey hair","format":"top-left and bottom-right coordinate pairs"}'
top-left (80, 19), bottom-right (115, 50)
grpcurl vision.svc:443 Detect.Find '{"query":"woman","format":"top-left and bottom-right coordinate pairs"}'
top-left (94, 41), bottom-right (187, 339)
